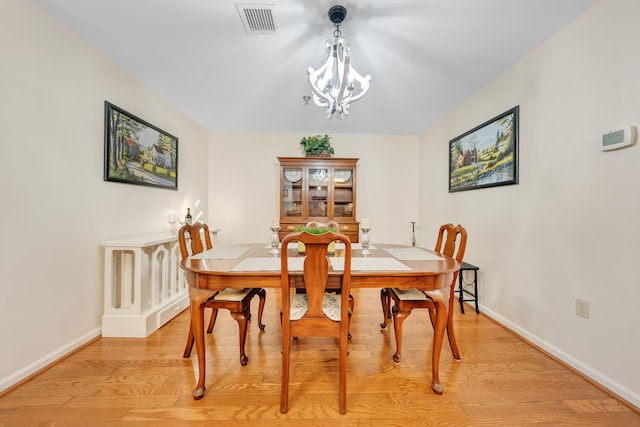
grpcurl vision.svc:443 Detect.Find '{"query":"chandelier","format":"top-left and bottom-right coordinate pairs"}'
top-left (307, 5), bottom-right (371, 120)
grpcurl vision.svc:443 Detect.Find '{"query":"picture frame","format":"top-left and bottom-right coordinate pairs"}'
top-left (449, 106), bottom-right (519, 193)
top-left (104, 101), bottom-right (178, 190)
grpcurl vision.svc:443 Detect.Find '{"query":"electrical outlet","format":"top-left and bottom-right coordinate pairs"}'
top-left (576, 299), bottom-right (589, 319)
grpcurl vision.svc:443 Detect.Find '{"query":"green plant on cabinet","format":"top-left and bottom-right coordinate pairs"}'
top-left (300, 134), bottom-right (334, 157)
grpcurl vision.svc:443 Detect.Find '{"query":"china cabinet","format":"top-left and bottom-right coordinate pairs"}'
top-left (278, 157), bottom-right (359, 242)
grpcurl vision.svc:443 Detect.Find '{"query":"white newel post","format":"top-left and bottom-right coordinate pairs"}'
top-left (101, 233), bottom-right (190, 337)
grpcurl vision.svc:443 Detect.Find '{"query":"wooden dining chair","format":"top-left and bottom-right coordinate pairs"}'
top-left (280, 231), bottom-right (352, 414)
top-left (178, 222), bottom-right (266, 366)
top-left (303, 221), bottom-right (355, 338)
top-left (380, 224), bottom-right (467, 363)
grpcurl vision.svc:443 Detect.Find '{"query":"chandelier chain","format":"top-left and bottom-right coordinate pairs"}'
top-left (333, 23), bottom-right (342, 38)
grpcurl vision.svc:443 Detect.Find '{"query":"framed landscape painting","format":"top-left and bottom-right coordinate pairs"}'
top-left (104, 101), bottom-right (178, 190)
top-left (449, 106), bottom-right (519, 193)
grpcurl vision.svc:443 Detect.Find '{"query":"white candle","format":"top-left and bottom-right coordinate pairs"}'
top-left (361, 218), bottom-right (370, 228)
top-left (272, 218), bottom-right (280, 227)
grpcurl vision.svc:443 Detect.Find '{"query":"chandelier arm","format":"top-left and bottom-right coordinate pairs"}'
top-left (335, 54), bottom-right (350, 106)
top-left (343, 71), bottom-right (371, 103)
top-left (308, 77), bottom-right (334, 107)
top-left (311, 93), bottom-right (329, 108)
top-left (307, 41), bottom-right (339, 112)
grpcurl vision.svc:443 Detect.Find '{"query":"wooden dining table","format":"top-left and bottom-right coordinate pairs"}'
top-left (180, 243), bottom-right (459, 400)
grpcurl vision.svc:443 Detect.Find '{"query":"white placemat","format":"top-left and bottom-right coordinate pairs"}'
top-left (384, 247), bottom-right (445, 261)
top-left (330, 257), bottom-right (412, 271)
top-left (335, 242), bottom-right (376, 250)
top-left (190, 246), bottom-right (251, 260)
top-left (265, 242), bottom-right (375, 250)
top-left (231, 257), bottom-right (305, 271)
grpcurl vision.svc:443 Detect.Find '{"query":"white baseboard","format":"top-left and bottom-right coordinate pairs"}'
top-left (480, 305), bottom-right (639, 409)
top-left (0, 327), bottom-right (101, 393)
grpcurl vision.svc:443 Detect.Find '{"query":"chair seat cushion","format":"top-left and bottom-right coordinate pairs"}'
top-left (212, 288), bottom-right (253, 302)
top-left (391, 287), bottom-right (430, 301)
top-left (290, 293), bottom-right (342, 321)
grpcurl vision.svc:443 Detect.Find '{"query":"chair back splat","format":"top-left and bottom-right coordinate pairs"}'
top-left (178, 222), bottom-right (212, 259)
top-left (436, 224), bottom-right (467, 282)
top-left (280, 231), bottom-right (351, 414)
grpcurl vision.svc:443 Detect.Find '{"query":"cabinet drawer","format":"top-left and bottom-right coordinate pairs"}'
top-left (281, 223), bottom-right (299, 232)
top-left (337, 223), bottom-right (359, 233)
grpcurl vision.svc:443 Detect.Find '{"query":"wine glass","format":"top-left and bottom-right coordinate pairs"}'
top-left (167, 212), bottom-right (178, 234)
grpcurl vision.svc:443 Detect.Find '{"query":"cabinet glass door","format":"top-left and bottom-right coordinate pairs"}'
top-left (282, 168), bottom-right (303, 217)
top-left (308, 167), bottom-right (329, 218)
top-left (332, 168), bottom-right (354, 218)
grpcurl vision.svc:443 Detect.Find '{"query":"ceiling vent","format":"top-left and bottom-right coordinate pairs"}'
top-left (236, 3), bottom-right (279, 34)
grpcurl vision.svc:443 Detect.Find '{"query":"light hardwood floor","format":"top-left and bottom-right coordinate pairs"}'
top-left (1, 288), bottom-right (638, 426)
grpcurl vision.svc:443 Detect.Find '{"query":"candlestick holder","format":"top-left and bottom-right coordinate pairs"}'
top-left (411, 221), bottom-right (417, 247)
top-left (361, 226), bottom-right (371, 256)
top-left (269, 226), bottom-right (281, 255)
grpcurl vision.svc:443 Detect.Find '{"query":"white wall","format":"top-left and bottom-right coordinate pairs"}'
top-left (0, 0), bottom-right (209, 390)
top-left (209, 132), bottom-right (419, 246)
top-left (419, 0), bottom-right (639, 406)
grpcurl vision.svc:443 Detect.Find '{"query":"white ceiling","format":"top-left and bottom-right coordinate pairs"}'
top-left (34, 0), bottom-right (598, 135)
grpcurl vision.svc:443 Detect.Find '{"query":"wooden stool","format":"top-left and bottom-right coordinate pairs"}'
top-left (457, 262), bottom-right (479, 314)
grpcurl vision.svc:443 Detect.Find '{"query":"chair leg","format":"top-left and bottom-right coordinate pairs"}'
top-left (206, 308), bottom-right (218, 334)
top-left (446, 322), bottom-right (460, 360)
top-left (429, 301), bottom-right (460, 359)
top-left (348, 293), bottom-right (354, 340)
top-left (446, 286), bottom-right (461, 360)
top-left (391, 305), bottom-right (411, 363)
top-left (184, 306), bottom-right (218, 358)
top-left (280, 334), bottom-right (290, 413)
top-left (257, 289), bottom-right (266, 331)
top-left (230, 308), bottom-right (250, 366)
top-left (380, 288), bottom-right (391, 329)
top-left (183, 322), bottom-right (195, 358)
top-left (339, 333), bottom-right (347, 414)
top-left (428, 307), bottom-right (436, 328)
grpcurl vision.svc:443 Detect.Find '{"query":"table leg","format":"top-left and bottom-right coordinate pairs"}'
top-left (189, 287), bottom-right (215, 400)
top-left (423, 285), bottom-right (449, 395)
